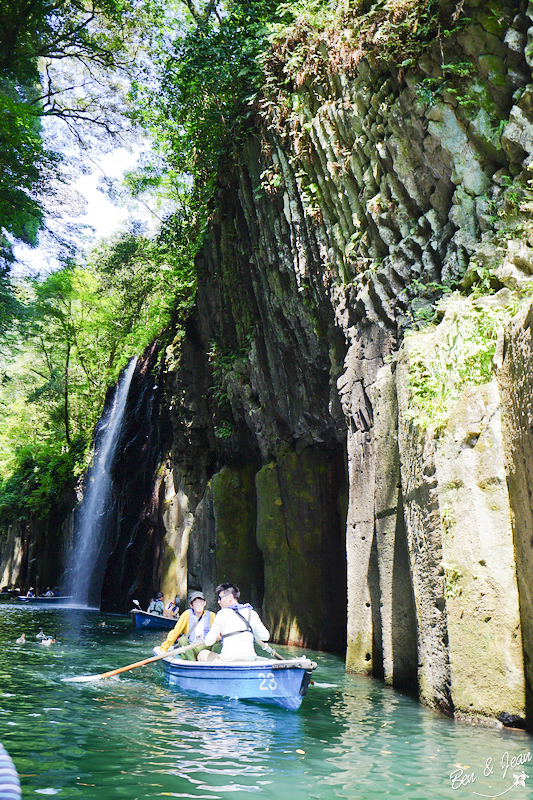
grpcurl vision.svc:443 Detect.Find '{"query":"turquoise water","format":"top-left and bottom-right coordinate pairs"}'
top-left (1, 605), bottom-right (533, 799)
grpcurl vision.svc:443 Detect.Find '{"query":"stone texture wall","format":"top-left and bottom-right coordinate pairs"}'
top-left (151, 0), bottom-right (533, 723)
top-left (394, 307), bottom-right (525, 717)
top-left (499, 301), bottom-right (533, 720)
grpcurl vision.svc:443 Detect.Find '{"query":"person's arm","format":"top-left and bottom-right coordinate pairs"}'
top-left (160, 612), bottom-right (188, 652)
top-left (204, 616), bottom-right (222, 647)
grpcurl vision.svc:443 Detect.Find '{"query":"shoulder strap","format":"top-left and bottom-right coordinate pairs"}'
top-left (221, 608), bottom-right (254, 640)
top-left (187, 610), bottom-right (204, 640)
top-left (233, 609), bottom-right (253, 632)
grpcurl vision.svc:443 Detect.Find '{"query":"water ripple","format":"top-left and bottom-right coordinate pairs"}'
top-left (0, 607), bottom-right (531, 799)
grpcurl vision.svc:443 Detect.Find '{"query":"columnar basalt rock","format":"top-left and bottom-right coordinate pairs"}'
top-left (154, 0), bottom-right (533, 723)
top-left (372, 364), bottom-right (418, 692)
top-left (436, 381), bottom-right (524, 719)
top-left (499, 300), bottom-right (533, 720)
top-left (396, 342), bottom-right (453, 714)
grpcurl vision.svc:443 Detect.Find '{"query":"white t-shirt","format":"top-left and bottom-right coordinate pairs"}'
top-left (204, 606), bottom-right (269, 661)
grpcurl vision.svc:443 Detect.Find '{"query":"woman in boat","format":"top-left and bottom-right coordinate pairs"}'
top-left (159, 591), bottom-right (216, 660)
top-left (198, 583), bottom-right (269, 662)
top-left (25, 587), bottom-right (35, 598)
top-left (163, 595), bottom-right (180, 618)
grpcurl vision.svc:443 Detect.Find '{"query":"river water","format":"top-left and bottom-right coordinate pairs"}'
top-left (1, 605), bottom-right (532, 799)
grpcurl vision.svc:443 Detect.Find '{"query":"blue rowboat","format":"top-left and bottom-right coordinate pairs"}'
top-left (153, 647), bottom-right (317, 711)
top-left (131, 609), bottom-right (177, 631)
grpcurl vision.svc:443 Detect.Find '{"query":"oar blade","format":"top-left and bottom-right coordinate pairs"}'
top-left (61, 640), bottom-right (201, 683)
top-left (62, 673), bottom-right (105, 683)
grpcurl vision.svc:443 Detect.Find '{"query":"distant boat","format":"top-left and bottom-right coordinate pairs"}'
top-left (153, 647), bottom-right (317, 711)
top-left (130, 609), bottom-right (177, 630)
top-left (17, 595), bottom-right (74, 603)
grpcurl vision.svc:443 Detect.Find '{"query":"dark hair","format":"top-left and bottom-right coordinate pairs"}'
top-left (215, 582), bottom-right (240, 600)
top-left (156, 591), bottom-right (164, 599)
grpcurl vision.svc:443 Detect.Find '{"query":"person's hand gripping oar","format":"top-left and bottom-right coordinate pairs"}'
top-left (62, 640), bottom-right (203, 683)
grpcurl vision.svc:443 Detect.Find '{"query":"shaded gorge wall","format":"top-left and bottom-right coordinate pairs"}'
top-left (150, 0), bottom-right (533, 724)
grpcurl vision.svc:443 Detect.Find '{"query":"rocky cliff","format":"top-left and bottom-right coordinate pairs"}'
top-left (150, 0), bottom-right (533, 723)
top-left (4, 0), bottom-right (533, 726)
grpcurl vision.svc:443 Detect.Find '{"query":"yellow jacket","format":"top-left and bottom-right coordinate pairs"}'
top-left (160, 609), bottom-right (216, 652)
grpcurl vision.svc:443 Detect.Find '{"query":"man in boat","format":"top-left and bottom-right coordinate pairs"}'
top-left (25, 587), bottom-right (35, 598)
top-left (197, 583), bottom-right (269, 662)
top-left (147, 592), bottom-right (165, 614)
top-left (159, 591), bottom-right (216, 660)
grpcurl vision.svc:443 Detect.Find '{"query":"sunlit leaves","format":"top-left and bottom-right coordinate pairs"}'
top-left (0, 214), bottom-right (197, 478)
top-left (0, 0), bottom-right (167, 314)
top-left (131, 0), bottom-right (280, 211)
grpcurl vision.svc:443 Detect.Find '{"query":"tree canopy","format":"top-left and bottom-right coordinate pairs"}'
top-left (0, 212), bottom-right (196, 524)
top-left (0, 0), bottom-right (166, 318)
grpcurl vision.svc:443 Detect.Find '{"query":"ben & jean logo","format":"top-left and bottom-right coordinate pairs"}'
top-left (449, 750), bottom-right (531, 798)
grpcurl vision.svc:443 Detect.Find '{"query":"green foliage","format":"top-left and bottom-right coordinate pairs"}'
top-left (0, 440), bottom-right (85, 527)
top-left (416, 61), bottom-right (476, 109)
top-left (90, 215), bottom-right (197, 350)
top-left (0, 0), bottom-right (166, 326)
top-left (405, 295), bottom-right (504, 431)
top-left (208, 335), bottom-right (253, 402)
top-left (207, 335), bottom-right (255, 441)
top-left (131, 0), bottom-right (281, 212)
top-left (402, 277), bottom-right (456, 328)
top-left (0, 89), bottom-right (57, 247)
top-left (0, 223), bottom-right (196, 502)
top-left (444, 565), bottom-right (462, 600)
top-left (262, 0), bottom-right (446, 93)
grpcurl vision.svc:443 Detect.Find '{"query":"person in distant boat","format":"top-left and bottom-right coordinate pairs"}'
top-left (163, 596), bottom-right (180, 618)
top-left (147, 592), bottom-right (164, 614)
top-left (25, 587), bottom-right (35, 598)
top-left (44, 587), bottom-right (54, 597)
top-left (198, 583), bottom-right (269, 663)
top-left (159, 591), bottom-right (216, 660)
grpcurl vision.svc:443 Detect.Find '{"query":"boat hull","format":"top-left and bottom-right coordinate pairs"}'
top-left (131, 610), bottom-right (177, 630)
top-left (17, 595), bottom-right (73, 603)
top-left (154, 648), bottom-right (317, 711)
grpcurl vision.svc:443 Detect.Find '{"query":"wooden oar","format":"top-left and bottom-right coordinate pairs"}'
top-left (62, 640), bottom-right (203, 683)
top-left (256, 638), bottom-right (285, 661)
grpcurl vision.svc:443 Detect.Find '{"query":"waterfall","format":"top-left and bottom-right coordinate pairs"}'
top-left (65, 357), bottom-right (137, 607)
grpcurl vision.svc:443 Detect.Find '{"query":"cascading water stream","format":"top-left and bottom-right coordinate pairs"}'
top-left (64, 357), bottom-right (137, 607)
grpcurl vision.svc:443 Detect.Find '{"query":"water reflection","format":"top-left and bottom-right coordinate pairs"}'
top-left (0, 606), bottom-right (532, 799)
